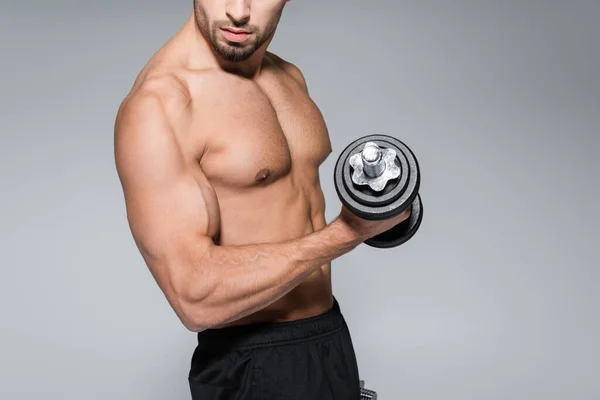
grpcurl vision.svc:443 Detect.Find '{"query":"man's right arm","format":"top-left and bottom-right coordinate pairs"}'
top-left (114, 91), bottom-right (363, 332)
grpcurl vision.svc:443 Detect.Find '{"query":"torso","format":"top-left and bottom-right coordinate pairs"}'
top-left (131, 49), bottom-right (334, 327)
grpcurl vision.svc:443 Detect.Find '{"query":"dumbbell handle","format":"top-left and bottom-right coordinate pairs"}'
top-left (361, 142), bottom-right (386, 178)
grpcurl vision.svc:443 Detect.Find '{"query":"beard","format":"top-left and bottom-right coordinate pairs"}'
top-left (194, 5), bottom-right (283, 62)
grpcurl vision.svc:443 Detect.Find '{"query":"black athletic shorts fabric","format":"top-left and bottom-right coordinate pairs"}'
top-left (188, 297), bottom-right (361, 400)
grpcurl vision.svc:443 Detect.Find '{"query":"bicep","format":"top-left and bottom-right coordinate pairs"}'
top-left (115, 96), bottom-right (217, 297)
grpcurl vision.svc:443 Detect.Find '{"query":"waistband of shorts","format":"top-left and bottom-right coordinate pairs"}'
top-left (195, 297), bottom-right (345, 350)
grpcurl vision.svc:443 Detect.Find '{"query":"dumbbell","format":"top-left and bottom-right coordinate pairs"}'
top-left (334, 134), bottom-right (423, 248)
top-left (360, 380), bottom-right (378, 399)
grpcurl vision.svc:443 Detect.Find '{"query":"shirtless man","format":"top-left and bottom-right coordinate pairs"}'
top-left (114, 1), bottom-right (410, 398)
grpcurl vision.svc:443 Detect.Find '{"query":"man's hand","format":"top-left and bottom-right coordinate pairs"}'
top-left (336, 205), bottom-right (412, 243)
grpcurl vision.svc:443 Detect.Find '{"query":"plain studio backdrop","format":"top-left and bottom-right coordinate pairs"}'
top-left (1, 1), bottom-right (599, 399)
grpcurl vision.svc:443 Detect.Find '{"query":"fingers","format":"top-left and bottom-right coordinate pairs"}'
top-left (397, 206), bottom-right (411, 220)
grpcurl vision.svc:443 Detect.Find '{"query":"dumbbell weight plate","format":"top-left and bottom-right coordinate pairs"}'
top-left (334, 134), bottom-right (420, 220)
top-left (343, 138), bottom-right (410, 210)
top-left (364, 193), bottom-right (423, 248)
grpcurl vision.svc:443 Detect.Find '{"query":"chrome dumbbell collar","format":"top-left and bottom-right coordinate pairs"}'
top-left (349, 142), bottom-right (400, 192)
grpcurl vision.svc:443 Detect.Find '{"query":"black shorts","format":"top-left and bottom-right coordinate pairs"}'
top-left (188, 297), bottom-right (361, 400)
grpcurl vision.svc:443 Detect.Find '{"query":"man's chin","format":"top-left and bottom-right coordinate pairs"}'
top-left (215, 45), bottom-right (256, 62)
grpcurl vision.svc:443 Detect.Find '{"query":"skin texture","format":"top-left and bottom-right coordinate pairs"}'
top-left (114, 0), bottom-right (410, 332)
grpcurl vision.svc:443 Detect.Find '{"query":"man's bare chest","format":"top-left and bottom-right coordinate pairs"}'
top-left (190, 80), bottom-right (332, 189)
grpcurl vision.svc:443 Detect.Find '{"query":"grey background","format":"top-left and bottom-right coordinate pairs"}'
top-left (1, 0), bottom-right (599, 399)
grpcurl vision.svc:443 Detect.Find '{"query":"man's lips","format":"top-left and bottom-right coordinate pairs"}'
top-left (222, 27), bottom-right (251, 34)
top-left (221, 28), bottom-right (252, 43)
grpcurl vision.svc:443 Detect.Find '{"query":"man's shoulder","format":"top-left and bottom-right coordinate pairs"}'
top-left (115, 70), bottom-right (192, 133)
top-left (266, 52), bottom-right (308, 92)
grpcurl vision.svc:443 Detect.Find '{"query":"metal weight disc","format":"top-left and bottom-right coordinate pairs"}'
top-left (364, 193), bottom-right (423, 248)
top-left (335, 135), bottom-right (407, 215)
top-left (334, 134), bottom-right (421, 220)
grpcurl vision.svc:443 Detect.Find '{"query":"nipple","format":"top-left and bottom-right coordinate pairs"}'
top-left (255, 168), bottom-right (271, 182)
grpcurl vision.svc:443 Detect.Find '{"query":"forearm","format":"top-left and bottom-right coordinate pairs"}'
top-left (184, 218), bottom-right (360, 330)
